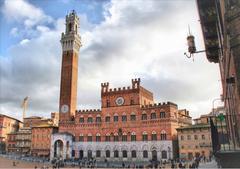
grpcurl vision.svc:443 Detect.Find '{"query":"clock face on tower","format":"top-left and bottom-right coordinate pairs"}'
top-left (61, 104), bottom-right (69, 113)
top-left (115, 97), bottom-right (124, 106)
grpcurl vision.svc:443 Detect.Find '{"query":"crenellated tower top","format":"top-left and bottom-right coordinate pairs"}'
top-left (60, 10), bottom-right (81, 53)
top-left (101, 78), bottom-right (142, 94)
top-left (100, 78), bottom-right (154, 108)
top-left (132, 78), bottom-right (141, 89)
top-left (101, 82), bottom-right (109, 93)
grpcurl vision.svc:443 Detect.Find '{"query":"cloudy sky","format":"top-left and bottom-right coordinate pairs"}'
top-left (0, 0), bottom-right (222, 120)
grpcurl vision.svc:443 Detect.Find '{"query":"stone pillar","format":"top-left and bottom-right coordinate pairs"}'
top-left (101, 150), bottom-right (105, 158)
top-left (119, 151), bottom-right (123, 158)
top-left (157, 150), bottom-right (161, 161)
top-left (137, 150), bottom-right (142, 161)
top-left (93, 150), bottom-right (96, 158)
top-left (127, 151), bottom-right (131, 161)
top-left (50, 140), bottom-right (54, 160)
top-left (84, 150), bottom-right (87, 158)
top-left (148, 151), bottom-right (151, 161)
top-left (63, 141), bottom-right (67, 159)
top-left (110, 150), bottom-right (114, 159)
top-left (168, 146), bottom-right (172, 160)
top-left (69, 142), bottom-right (73, 159)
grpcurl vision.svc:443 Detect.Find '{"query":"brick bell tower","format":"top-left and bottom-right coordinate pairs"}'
top-left (59, 10), bottom-right (81, 122)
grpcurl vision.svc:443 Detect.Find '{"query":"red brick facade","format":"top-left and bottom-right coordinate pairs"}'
top-left (58, 79), bottom-right (192, 143)
top-left (31, 126), bottom-right (58, 157)
top-left (52, 11), bottom-right (192, 161)
top-left (59, 50), bottom-right (79, 121)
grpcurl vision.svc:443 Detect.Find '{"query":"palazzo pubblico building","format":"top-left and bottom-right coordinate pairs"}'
top-left (50, 11), bottom-right (192, 163)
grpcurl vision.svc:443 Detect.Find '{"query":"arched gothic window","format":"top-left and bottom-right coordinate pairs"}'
top-left (160, 130), bottom-right (167, 140)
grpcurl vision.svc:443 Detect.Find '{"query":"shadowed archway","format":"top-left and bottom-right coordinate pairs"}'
top-left (54, 140), bottom-right (64, 158)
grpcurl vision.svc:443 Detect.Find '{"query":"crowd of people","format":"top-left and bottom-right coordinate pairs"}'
top-left (6, 154), bottom-right (216, 169)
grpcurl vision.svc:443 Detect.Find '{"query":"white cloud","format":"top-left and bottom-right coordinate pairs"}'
top-left (1, 0), bottom-right (52, 28)
top-left (19, 39), bottom-right (30, 45)
top-left (36, 25), bottom-right (50, 33)
top-left (10, 27), bottom-right (18, 37)
top-left (1, 0), bottom-right (54, 41)
top-left (0, 0), bottom-right (222, 120)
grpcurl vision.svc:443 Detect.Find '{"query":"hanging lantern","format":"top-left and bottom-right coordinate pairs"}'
top-left (187, 35), bottom-right (196, 54)
top-left (184, 27), bottom-right (206, 61)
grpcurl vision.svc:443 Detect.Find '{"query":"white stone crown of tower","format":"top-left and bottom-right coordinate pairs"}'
top-left (60, 10), bottom-right (82, 53)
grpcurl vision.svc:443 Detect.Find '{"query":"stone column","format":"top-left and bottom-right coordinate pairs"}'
top-left (93, 150), bottom-right (96, 158)
top-left (69, 141), bottom-right (73, 159)
top-left (148, 151), bottom-right (151, 161)
top-left (127, 151), bottom-right (131, 161)
top-left (84, 150), bottom-right (87, 158)
top-left (157, 150), bottom-right (161, 161)
top-left (110, 149), bottom-right (114, 161)
top-left (119, 151), bottom-right (123, 158)
top-left (50, 140), bottom-right (54, 160)
top-left (63, 141), bottom-right (67, 159)
top-left (137, 150), bottom-right (142, 161)
top-left (101, 150), bottom-right (105, 158)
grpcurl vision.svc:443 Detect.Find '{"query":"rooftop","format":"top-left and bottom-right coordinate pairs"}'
top-left (32, 124), bottom-right (58, 128)
top-left (177, 124), bottom-right (210, 130)
top-left (0, 113), bottom-right (22, 123)
top-left (24, 116), bottom-right (42, 119)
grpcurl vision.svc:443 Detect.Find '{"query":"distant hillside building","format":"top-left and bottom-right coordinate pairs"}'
top-left (50, 11), bottom-right (192, 163)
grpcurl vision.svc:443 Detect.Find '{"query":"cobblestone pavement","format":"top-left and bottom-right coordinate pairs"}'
top-left (199, 160), bottom-right (218, 168)
top-left (0, 156), bottom-right (51, 169)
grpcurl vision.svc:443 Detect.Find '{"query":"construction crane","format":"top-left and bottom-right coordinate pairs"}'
top-left (21, 96), bottom-right (29, 121)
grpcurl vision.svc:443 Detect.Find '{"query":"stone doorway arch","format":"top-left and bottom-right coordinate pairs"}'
top-left (152, 150), bottom-right (157, 161)
top-left (50, 133), bottom-right (73, 160)
top-left (54, 140), bottom-right (64, 158)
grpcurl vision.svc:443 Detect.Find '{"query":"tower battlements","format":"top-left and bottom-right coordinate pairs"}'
top-left (101, 78), bottom-right (141, 95)
top-left (76, 109), bottom-right (101, 114)
top-left (132, 78), bottom-right (141, 89)
top-left (60, 10), bottom-right (81, 53)
top-left (101, 82), bottom-right (109, 93)
top-left (141, 101), bottom-right (178, 109)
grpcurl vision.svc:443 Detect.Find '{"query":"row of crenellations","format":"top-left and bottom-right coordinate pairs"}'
top-left (141, 101), bottom-right (177, 108)
top-left (76, 109), bottom-right (101, 113)
top-left (101, 86), bottom-right (140, 93)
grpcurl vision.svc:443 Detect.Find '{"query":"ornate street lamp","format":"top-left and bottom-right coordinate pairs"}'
top-left (184, 27), bottom-right (205, 61)
top-left (184, 34), bottom-right (205, 61)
